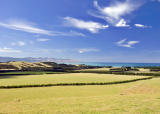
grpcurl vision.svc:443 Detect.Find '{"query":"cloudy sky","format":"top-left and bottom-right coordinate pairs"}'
top-left (0, 0), bottom-right (160, 62)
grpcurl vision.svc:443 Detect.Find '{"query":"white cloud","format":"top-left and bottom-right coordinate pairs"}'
top-left (0, 19), bottom-right (52, 35)
top-left (66, 30), bottom-right (85, 37)
top-left (78, 48), bottom-right (99, 53)
top-left (116, 39), bottom-right (139, 48)
top-left (91, 0), bottom-right (142, 26)
top-left (18, 41), bottom-right (25, 46)
top-left (64, 17), bottom-right (109, 33)
top-left (116, 19), bottom-right (130, 27)
top-left (0, 47), bottom-right (21, 53)
top-left (11, 41), bottom-right (25, 46)
top-left (0, 19), bottom-right (85, 37)
top-left (37, 38), bottom-right (50, 42)
top-left (134, 24), bottom-right (151, 28)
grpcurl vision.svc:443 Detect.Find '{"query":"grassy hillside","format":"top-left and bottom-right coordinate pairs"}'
top-left (0, 77), bottom-right (159, 113)
top-left (0, 61), bottom-right (53, 71)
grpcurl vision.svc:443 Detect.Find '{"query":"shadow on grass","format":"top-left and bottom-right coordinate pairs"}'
top-left (0, 76), bottom-right (14, 79)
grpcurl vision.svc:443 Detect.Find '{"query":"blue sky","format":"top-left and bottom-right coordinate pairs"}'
top-left (0, 0), bottom-right (160, 62)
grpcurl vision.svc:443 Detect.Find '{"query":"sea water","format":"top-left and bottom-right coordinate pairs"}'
top-left (65, 62), bottom-right (160, 67)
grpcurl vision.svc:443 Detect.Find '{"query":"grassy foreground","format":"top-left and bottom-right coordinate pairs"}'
top-left (0, 73), bottom-right (151, 88)
top-left (0, 77), bottom-right (160, 113)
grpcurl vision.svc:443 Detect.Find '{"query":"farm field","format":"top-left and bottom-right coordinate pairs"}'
top-left (0, 73), bottom-right (150, 88)
top-left (0, 76), bottom-right (159, 113)
top-left (77, 68), bottom-right (111, 71)
top-left (76, 68), bottom-right (160, 77)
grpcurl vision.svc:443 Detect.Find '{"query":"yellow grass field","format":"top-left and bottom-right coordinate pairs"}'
top-left (0, 73), bottom-right (159, 114)
top-left (77, 68), bottom-right (111, 71)
top-left (0, 73), bottom-right (149, 87)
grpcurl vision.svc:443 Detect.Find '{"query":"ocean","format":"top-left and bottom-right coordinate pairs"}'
top-left (65, 62), bottom-right (160, 67)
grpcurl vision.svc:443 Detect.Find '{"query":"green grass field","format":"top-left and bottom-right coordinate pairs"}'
top-left (0, 73), bottom-right (159, 114)
top-left (0, 73), bottom-right (151, 88)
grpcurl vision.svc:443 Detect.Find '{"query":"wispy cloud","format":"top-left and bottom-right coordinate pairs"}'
top-left (0, 47), bottom-right (21, 53)
top-left (66, 30), bottom-right (85, 37)
top-left (90, 0), bottom-right (142, 27)
top-left (116, 19), bottom-right (130, 27)
top-left (37, 38), bottom-right (50, 42)
top-left (11, 41), bottom-right (26, 46)
top-left (116, 39), bottom-right (139, 48)
top-left (64, 17), bottom-right (109, 33)
top-left (18, 41), bottom-right (25, 46)
top-left (0, 19), bottom-right (85, 37)
top-left (0, 19), bottom-right (52, 35)
top-left (78, 48), bottom-right (99, 53)
top-left (134, 24), bottom-right (152, 28)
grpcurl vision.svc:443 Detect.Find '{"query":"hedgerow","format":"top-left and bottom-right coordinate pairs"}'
top-left (70, 70), bottom-right (160, 77)
top-left (0, 76), bottom-right (152, 89)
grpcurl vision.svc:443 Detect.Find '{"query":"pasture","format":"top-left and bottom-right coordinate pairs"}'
top-left (0, 73), bottom-right (151, 88)
top-left (0, 78), bottom-right (159, 113)
top-left (0, 73), bottom-right (159, 114)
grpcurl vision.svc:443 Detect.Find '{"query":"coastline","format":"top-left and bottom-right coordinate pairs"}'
top-left (64, 62), bottom-right (160, 67)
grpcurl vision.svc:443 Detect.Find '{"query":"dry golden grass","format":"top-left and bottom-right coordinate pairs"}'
top-left (0, 77), bottom-right (159, 113)
top-left (77, 68), bottom-right (111, 72)
top-left (0, 61), bottom-right (53, 70)
top-left (0, 73), bottom-right (149, 87)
